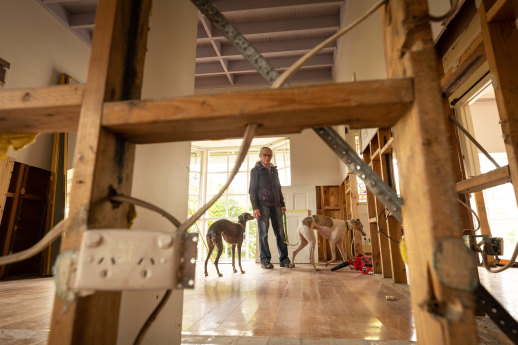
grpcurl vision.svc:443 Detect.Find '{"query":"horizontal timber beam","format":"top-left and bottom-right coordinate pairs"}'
top-left (0, 79), bottom-right (413, 141)
top-left (102, 78), bottom-right (413, 143)
top-left (0, 84), bottom-right (83, 133)
top-left (456, 165), bottom-right (511, 194)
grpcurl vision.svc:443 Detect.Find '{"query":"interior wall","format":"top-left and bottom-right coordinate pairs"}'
top-left (334, 0), bottom-right (387, 156)
top-left (116, 1), bottom-right (198, 344)
top-left (289, 129), bottom-right (342, 186)
top-left (0, 0), bottom-right (90, 170)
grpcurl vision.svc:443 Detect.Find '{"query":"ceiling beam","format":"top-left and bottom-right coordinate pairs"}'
top-left (195, 53), bottom-right (333, 76)
top-left (197, 14), bottom-right (339, 43)
top-left (210, 0), bottom-right (342, 13)
top-left (196, 37), bottom-right (336, 60)
top-left (69, 11), bottom-right (96, 29)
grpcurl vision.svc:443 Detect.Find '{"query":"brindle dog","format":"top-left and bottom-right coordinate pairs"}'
top-left (204, 212), bottom-right (255, 277)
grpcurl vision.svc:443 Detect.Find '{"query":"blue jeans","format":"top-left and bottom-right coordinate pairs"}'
top-left (257, 205), bottom-right (290, 265)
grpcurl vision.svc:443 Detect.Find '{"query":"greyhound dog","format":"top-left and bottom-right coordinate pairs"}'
top-left (287, 214), bottom-right (365, 270)
top-left (204, 212), bottom-right (255, 277)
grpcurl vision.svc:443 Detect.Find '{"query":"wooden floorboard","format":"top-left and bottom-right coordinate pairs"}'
top-left (0, 264), bottom-right (516, 344)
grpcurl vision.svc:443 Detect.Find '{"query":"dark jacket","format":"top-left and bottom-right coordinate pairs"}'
top-left (249, 161), bottom-right (285, 210)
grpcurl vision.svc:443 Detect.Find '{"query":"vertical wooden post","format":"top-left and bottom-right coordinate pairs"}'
top-left (364, 150), bottom-right (382, 273)
top-left (372, 157), bottom-right (393, 278)
top-left (378, 129), bottom-right (406, 283)
top-left (474, 191), bottom-right (495, 264)
top-left (0, 157), bottom-right (14, 226)
top-left (479, 1), bottom-right (518, 207)
top-left (348, 173), bottom-right (363, 255)
top-left (48, 0), bottom-right (151, 344)
top-left (383, 1), bottom-right (478, 344)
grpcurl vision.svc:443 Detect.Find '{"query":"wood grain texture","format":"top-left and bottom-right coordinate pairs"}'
top-left (474, 191), bottom-right (495, 264)
top-left (486, 0), bottom-right (518, 22)
top-left (0, 85), bottom-right (83, 134)
top-left (47, 0), bottom-right (151, 344)
top-left (456, 165), bottom-right (511, 194)
top-left (383, 1), bottom-right (478, 344)
top-left (102, 79), bottom-right (414, 143)
top-left (0, 157), bottom-right (14, 226)
top-left (440, 34), bottom-right (486, 97)
top-left (479, 3), bottom-right (518, 210)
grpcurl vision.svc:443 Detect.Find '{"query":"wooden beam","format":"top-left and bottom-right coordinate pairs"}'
top-left (440, 34), bottom-right (486, 96)
top-left (456, 165), bottom-right (511, 194)
top-left (479, 3), bottom-right (518, 211)
top-left (0, 79), bottom-right (413, 139)
top-left (383, 1), bottom-right (478, 344)
top-left (102, 78), bottom-right (413, 143)
top-left (377, 129), bottom-right (406, 284)
top-left (486, 0), bottom-right (518, 22)
top-left (0, 85), bottom-right (83, 134)
top-left (473, 191), bottom-right (495, 264)
top-left (0, 157), bottom-right (14, 227)
top-left (47, 0), bottom-right (152, 344)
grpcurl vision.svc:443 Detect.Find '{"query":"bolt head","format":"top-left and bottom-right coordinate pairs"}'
top-left (158, 235), bottom-right (173, 249)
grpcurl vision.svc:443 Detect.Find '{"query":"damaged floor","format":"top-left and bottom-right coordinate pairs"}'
top-left (0, 263), bottom-right (516, 344)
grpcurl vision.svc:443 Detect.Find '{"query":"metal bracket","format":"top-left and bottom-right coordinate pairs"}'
top-left (475, 283), bottom-right (518, 344)
top-left (192, 0), bottom-right (403, 223)
top-left (72, 230), bottom-right (198, 291)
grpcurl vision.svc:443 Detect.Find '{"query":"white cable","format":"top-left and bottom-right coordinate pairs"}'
top-left (110, 194), bottom-right (181, 228)
top-left (271, 0), bottom-right (386, 89)
top-left (176, 124), bottom-right (257, 233)
top-left (429, 0), bottom-right (458, 22)
top-left (457, 198), bottom-right (480, 232)
top-left (0, 220), bottom-right (64, 266)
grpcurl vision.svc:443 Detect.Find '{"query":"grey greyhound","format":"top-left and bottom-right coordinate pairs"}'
top-left (204, 212), bottom-right (255, 277)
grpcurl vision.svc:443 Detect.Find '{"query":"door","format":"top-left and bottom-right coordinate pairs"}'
top-left (256, 185), bottom-right (317, 263)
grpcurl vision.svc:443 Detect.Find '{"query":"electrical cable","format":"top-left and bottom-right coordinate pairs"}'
top-left (0, 220), bottom-right (64, 266)
top-left (110, 194), bottom-right (181, 228)
top-left (456, 198), bottom-right (481, 232)
top-left (176, 124), bottom-right (257, 233)
top-left (478, 241), bottom-right (518, 273)
top-left (271, 0), bottom-right (386, 89)
top-left (133, 290), bottom-right (172, 345)
top-left (133, 124), bottom-right (257, 345)
top-left (429, 0), bottom-right (458, 22)
top-left (377, 208), bottom-right (401, 244)
top-left (449, 114), bottom-right (500, 169)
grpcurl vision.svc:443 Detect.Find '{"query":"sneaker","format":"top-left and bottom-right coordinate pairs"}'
top-left (280, 262), bottom-right (292, 268)
top-left (261, 262), bottom-right (274, 269)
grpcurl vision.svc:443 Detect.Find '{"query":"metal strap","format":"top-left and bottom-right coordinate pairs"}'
top-left (475, 283), bottom-right (518, 344)
top-left (190, 0), bottom-right (403, 222)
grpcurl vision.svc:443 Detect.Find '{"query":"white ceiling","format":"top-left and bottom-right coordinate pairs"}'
top-left (35, 0), bottom-right (341, 90)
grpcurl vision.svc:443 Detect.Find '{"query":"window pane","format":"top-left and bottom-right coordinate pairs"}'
top-left (249, 150), bottom-right (260, 169)
top-left (229, 172), bottom-right (248, 195)
top-left (190, 151), bottom-right (201, 172)
top-left (208, 152), bottom-right (228, 172)
top-left (227, 195), bottom-right (249, 217)
top-left (188, 195), bottom-right (199, 214)
top-left (247, 221), bottom-right (257, 259)
top-left (207, 172), bottom-right (227, 195)
top-left (275, 149), bottom-right (285, 168)
top-left (208, 195), bottom-right (227, 217)
top-left (189, 172), bottom-right (200, 194)
top-left (228, 151), bottom-right (247, 172)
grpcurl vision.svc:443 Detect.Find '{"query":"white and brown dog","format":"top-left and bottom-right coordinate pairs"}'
top-left (287, 214), bottom-right (365, 270)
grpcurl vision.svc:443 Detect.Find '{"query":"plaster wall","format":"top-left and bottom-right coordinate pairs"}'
top-left (0, 0), bottom-right (90, 170)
